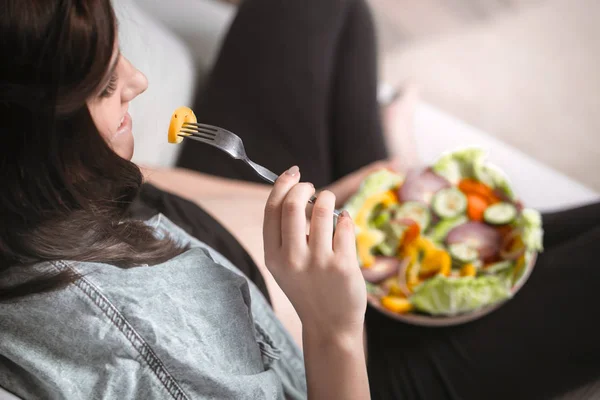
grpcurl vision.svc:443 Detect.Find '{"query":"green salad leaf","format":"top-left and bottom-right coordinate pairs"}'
top-left (344, 169), bottom-right (402, 218)
top-left (431, 147), bottom-right (486, 184)
top-left (516, 208), bottom-right (544, 251)
top-left (410, 275), bottom-right (512, 316)
top-left (474, 164), bottom-right (516, 200)
top-left (432, 147), bottom-right (516, 200)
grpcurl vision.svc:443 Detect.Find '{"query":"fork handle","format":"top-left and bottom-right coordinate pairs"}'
top-left (245, 159), bottom-right (341, 218)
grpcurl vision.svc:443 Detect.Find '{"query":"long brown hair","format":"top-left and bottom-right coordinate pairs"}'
top-left (0, 0), bottom-right (186, 301)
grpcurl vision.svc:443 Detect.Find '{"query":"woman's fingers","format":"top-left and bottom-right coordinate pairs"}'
top-left (308, 190), bottom-right (336, 254)
top-left (333, 211), bottom-right (357, 256)
top-left (264, 166), bottom-right (301, 252)
top-left (281, 181), bottom-right (315, 255)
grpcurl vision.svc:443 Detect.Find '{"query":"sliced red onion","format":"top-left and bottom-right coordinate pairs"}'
top-left (500, 229), bottom-right (526, 260)
top-left (446, 222), bottom-right (502, 262)
top-left (398, 168), bottom-right (451, 205)
top-left (361, 257), bottom-right (400, 284)
top-left (515, 200), bottom-right (524, 212)
top-left (493, 190), bottom-right (524, 212)
top-left (396, 257), bottom-right (412, 297)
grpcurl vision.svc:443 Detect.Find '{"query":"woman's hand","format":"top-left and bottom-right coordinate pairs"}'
top-left (263, 166), bottom-right (366, 338)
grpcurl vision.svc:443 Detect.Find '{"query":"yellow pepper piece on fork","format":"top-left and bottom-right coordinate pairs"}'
top-left (168, 106), bottom-right (197, 144)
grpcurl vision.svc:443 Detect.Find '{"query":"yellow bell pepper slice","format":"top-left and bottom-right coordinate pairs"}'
top-left (407, 277), bottom-right (421, 292)
top-left (356, 229), bottom-right (384, 267)
top-left (406, 260), bottom-right (421, 291)
top-left (355, 190), bottom-right (398, 228)
top-left (437, 251), bottom-right (452, 276)
top-left (168, 106), bottom-right (197, 144)
top-left (382, 277), bottom-right (405, 297)
top-left (460, 263), bottom-right (477, 277)
top-left (381, 296), bottom-right (413, 314)
top-left (404, 237), bottom-right (452, 279)
top-left (513, 253), bottom-right (526, 281)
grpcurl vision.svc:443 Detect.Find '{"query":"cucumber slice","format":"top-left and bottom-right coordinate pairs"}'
top-left (484, 202), bottom-right (517, 225)
top-left (432, 188), bottom-right (467, 219)
top-left (448, 243), bottom-right (479, 264)
top-left (394, 201), bottom-right (431, 231)
top-left (427, 215), bottom-right (468, 243)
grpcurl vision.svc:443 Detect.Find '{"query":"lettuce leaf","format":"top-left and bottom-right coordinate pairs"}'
top-left (410, 274), bottom-right (512, 316)
top-left (516, 208), bottom-right (544, 251)
top-left (432, 147), bottom-right (516, 200)
top-left (431, 147), bottom-right (486, 184)
top-left (474, 164), bottom-right (516, 200)
top-left (343, 169), bottom-right (403, 218)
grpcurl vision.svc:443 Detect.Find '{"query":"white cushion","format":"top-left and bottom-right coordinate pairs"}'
top-left (132, 0), bottom-right (236, 72)
top-left (0, 387), bottom-right (20, 400)
top-left (118, 0), bottom-right (599, 213)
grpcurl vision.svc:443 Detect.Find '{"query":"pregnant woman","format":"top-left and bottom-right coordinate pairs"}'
top-left (1, 0), bottom-right (599, 400)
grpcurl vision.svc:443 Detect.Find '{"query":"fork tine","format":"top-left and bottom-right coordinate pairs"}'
top-left (182, 122), bottom-right (220, 132)
top-left (180, 126), bottom-right (217, 136)
top-left (178, 134), bottom-right (216, 145)
top-left (180, 126), bottom-right (217, 137)
top-left (179, 128), bottom-right (216, 141)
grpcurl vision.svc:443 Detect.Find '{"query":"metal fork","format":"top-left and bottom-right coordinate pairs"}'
top-left (180, 122), bottom-right (341, 217)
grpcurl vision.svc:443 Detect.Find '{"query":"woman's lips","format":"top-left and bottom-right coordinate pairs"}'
top-left (115, 112), bottom-right (132, 137)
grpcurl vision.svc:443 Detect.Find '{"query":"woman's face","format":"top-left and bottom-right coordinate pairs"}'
top-left (87, 47), bottom-right (148, 160)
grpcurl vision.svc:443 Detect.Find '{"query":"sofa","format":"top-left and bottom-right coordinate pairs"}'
top-left (0, 0), bottom-right (597, 398)
top-left (120, 0), bottom-right (597, 212)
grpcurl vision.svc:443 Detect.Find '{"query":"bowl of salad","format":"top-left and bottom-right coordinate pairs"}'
top-left (344, 148), bottom-right (544, 326)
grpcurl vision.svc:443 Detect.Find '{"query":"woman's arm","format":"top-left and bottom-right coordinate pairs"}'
top-left (303, 329), bottom-right (369, 400)
top-left (263, 166), bottom-right (370, 399)
top-left (141, 166), bottom-right (271, 198)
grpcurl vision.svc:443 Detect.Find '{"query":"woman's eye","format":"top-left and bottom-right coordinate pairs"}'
top-left (100, 74), bottom-right (118, 98)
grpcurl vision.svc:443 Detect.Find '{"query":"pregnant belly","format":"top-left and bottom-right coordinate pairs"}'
top-left (144, 167), bottom-right (304, 348)
top-left (198, 195), bottom-right (304, 348)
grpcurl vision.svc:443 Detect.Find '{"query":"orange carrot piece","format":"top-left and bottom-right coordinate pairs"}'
top-left (466, 194), bottom-right (488, 221)
top-left (459, 179), bottom-right (501, 204)
top-left (400, 220), bottom-right (421, 248)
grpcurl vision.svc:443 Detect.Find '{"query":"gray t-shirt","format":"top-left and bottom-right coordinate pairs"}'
top-left (0, 214), bottom-right (307, 399)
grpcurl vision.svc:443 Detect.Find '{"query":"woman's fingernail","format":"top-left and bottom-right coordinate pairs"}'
top-left (285, 166), bottom-right (299, 176)
top-left (341, 210), bottom-right (350, 219)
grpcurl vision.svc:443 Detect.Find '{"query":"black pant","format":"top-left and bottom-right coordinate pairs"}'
top-left (176, 0), bottom-right (387, 188)
top-left (174, 0), bottom-right (600, 398)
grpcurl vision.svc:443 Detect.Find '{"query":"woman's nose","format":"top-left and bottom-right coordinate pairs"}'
top-left (121, 58), bottom-right (148, 103)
